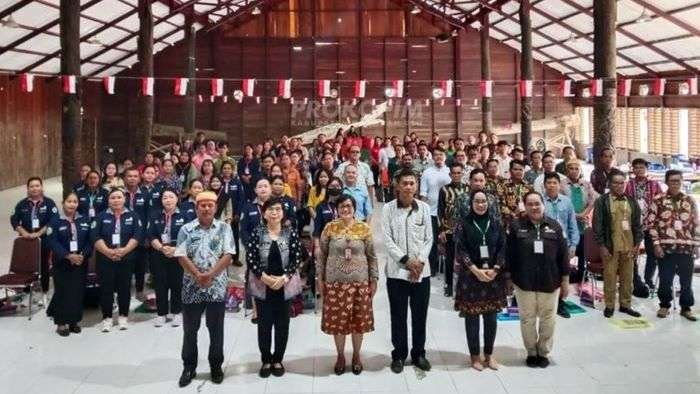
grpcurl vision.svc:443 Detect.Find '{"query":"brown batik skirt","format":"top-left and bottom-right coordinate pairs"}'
top-left (321, 280), bottom-right (374, 335)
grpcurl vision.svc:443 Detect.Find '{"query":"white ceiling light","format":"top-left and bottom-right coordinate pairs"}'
top-left (0, 14), bottom-right (20, 29)
top-left (636, 8), bottom-right (652, 24)
top-left (86, 36), bottom-right (104, 47)
top-left (411, 6), bottom-right (421, 15)
top-left (251, 6), bottom-right (261, 16)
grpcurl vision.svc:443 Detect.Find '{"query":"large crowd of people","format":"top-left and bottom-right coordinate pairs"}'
top-left (8, 127), bottom-right (699, 387)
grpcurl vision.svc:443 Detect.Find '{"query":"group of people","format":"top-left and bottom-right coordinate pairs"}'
top-left (8, 127), bottom-right (699, 387)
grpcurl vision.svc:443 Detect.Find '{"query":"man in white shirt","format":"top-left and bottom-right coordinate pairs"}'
top-left (534, 153), bottom-right (563, 194)
top-left (495, 140), bottom-right (512, 179)
top-left (419, 148), bottom-right (451, 276)
top-left (382, 169), bottom-right (433, 374)
top-left (334, 144), bottom-right (375, 205)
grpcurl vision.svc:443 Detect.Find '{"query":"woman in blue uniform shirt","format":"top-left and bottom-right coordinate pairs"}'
top-left (218, 162), bottom-right (245, 264)
top-left (179, 179), bottom-right (204, 220)
top-left (77, 170), bottom-right (108, 219)
top-left (46, 192), bottom-right (92, 336)
top-left (148, 189), bottom-right (188, 328)
top-left (10, 176), bottom-right (59, 306)
top-left (91, 188), bottom-right (144, 332)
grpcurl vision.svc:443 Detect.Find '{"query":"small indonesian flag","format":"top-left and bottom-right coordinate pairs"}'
top-left (455, 98), bottom-right (462, 107)
top-left (560, 80), bottom-right (574, 97)
top-left (653, 78), bottom-right (666, 96)
top-left (519, 80), bottom-right (533, 98)
top-left (141, 77), bottom-right (154, 96)
top-left (440, 79), bottom-right (454, 98)
top-left (62, 75), bottom-right (77, 94)
top-left (480, 80), bottom-right (493, 98)
top-left (591, 79), bottom-right (603, 97)
top-left (318, 80), bottom-right (331, 97)
top-left (278, 79), bottom-right (292, 98)
top-left (20, 73), bottom-right (34, 93)
top-left (242, 79), bottom-right (255, 97)
top-left (103, 76), bottom-right (115, 95)
top-left (689, 76), bottom-right (698, 95)
top-left (393, 80), bottom-right (404, 98)
top-left (618, 78), bottom-right (631, 97)
top-left (211, 78), bottom-right (223, 96)
top-left (174, 78), bottom-right (188, 96)
top-left (354, 80), bottom-right (366, 98)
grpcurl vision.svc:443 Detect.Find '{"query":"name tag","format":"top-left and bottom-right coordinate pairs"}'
top-left (112, 233), bottom-right (121, 246)
top-left (534, 240), bottom-right (544, 254)
top-left (674, 220), bottom-right (683, 231)
top-left (89, 208), bottom-right (95, 218)
top-left (621, 220), bottom-right (630, 231)
top-left (480, 245), bottom-right (489, 258)
top-left (161, 233), bottom-right (171, 244)
top-left (69, 240), bottom-right (78, 252)
top-left (31, 218), bottom-right (40, 229)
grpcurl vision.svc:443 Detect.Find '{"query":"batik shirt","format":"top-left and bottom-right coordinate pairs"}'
top-left (645, 192), bottom-right (700, 255)
top-left (496, 181), bottom-right (534, 229)
top-left (174, 218), bottom-right (236, 304)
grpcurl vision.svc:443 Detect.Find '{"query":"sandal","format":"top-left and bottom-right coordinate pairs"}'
top-left (470, 355), bottom-right (484, 371)
top-left (484, 356), bottom-right (499, 370)
top-left (334, 356), bottom-right (346, 375)
top-left (351, 362), bottom-right (363, 375)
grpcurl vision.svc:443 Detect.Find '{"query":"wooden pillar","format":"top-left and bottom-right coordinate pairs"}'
top-left (480, 10), bottom-right (492, 134)
top-left (454, 31), bottom-right (462, 137)
top-left (135, 0), bottom-right (154, 159)
top-left (593, 0), bottom-right (616, 167)
top-left (519, 0), bottom-right (533, 156)
top-left (183, 11), bottom-right (196, 136)
top-left (60, 0), bottom-right (81, 196)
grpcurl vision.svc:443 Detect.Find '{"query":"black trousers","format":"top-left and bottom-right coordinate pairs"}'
top-left (231, 220), bottom-right (240, 262)
top-left (40, 245), bottom-right (51, 293)
top-left (571, 232), bottom-right (586, 284)
top-left (387, 277), bottom-right (430, 361)
top-left (50, 259), bottom-right (86, 325)
top-left (429, 216), bottom-right (440, 275)
top-left (150, 251), bottom-right (183, 316)
top-left (445, 234), bottom-right (455, 290)
top-left (97, 255), bottom-right (133, 318)
top-left (643, 232), bottom-right (657, 284)
top-left (256, 297), bottom-right (291, 364)
top-left (182, 301), bottom-right (225, 370)
top-left (464, 312), bottom-right (497, 356)
top-left (658, 253), bottom-right (695, 311)
top-left (133, 245), bottom-right (148, 293)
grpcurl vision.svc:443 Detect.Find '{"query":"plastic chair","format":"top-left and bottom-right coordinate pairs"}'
top-left (0, 238), bottom-right (41, 320)
top-left (582, 228), bottom-right (604, 309)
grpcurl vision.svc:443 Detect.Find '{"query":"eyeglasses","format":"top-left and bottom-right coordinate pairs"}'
top-left (350, 150), bottom-right (360, 154)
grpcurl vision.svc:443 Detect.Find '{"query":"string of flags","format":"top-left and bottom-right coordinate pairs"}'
top-left (11, 73), bottom-right (698, 102)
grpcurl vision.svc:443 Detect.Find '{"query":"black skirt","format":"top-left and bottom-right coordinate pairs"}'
top-left (49, 259), bottom-right (87, 325)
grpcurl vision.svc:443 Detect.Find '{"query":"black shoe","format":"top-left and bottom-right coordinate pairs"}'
top-left (69, 324), bottom-right (81, 334)
top-left (526, 356), bottom-right (539, 368)
top-left (537, 356), bottom-right (550, 368)
top-left (390, 359), bottom-right (404, 374)
top-left (210, 367), bottom-right (224, 384)
top-left (619, 307), bottom-right (641, 318)
top-left (178, 369), bottom-right (196, 387)
top-left (259, 364), bottom-right (272, 378)
top-left (271, 363), bottom-right (285, 377)
top-left (251, 317), bottom-right (258, 325)
top-left (56, 327), bottom-right (70, 337)
top-left (444, 286), bottom-right (453, 297)
top-left (604, 308), bottom-right (614, 318)
top-left (557, 301), bottom-right (571, 318)
top-left (633, 286), bottom-right (650, 299)
top-left (412, 356), bottom-right (431, 371)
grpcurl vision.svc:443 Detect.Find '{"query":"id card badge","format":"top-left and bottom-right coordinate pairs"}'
top-left (31, 218), bottom-right (40, 229)
top-left (480, 245), bottom-right (490, 259)
top-left (674, 220), bottom-right (683, 231)
top-left (344, 248), bottom-right (352, 260)
top-left (534, 240), bottom-right (544, 254)
top-left (161, 233), bottom-right (171, 244)
top-left (621, 220), bottom-right (631, 231)
top-left (69, 240), bottom-right (78, 252)
top-left (112, 233), bottom-right (121, 246)
top-left (88, 207), bottom-right (96, 218)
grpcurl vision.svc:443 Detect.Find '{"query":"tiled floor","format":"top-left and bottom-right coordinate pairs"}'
top-left (1, 178), bottom-right (700, 394)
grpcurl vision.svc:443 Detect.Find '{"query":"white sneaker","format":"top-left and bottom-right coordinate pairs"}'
top-left (170, 313), bottom-right (181, 327)
top-left (101, 318), bottom-right (112, 333)
top-left (37, 294), bottom-right (47, 307)
top-left (118, 316), bottom-right (128, 330)
top-left (154, 316), bottom-right (166, 327)
top-left (166, 313), bottom-right (173, 322)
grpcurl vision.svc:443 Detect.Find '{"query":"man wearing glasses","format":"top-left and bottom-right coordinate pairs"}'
top-left (335, 145), bottom-right (375, 206)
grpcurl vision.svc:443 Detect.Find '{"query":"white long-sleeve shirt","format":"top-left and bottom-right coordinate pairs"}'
top-left (419, 164), bottom-right (451, 216)
top-left (382, 199), bottom-right (433, 281)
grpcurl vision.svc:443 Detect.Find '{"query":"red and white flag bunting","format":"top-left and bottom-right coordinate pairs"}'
top-left (242, 79), bottom-right (255, 97)
top-left (480, 80), bottom-right (493, 98)
top-left (590, 79), bottom-right (603, 97)
top-left (689, 76), bottom-right (698, 95)
top-left (103, 76), bottom-right (115, 95)
top-left (354, 80), bottom-right (366, 98)
top-left (519, 80), bottom-right (533, 98)
top-left (20, 73), bottom-right (34, 93)
top-left (560, 80), bottom-right (573, 97)
top-left (141, 77), bottom-right (154, 96)
top-left (392, 80), bottom-right (404, 98)
top-left (618, 78), bottom-right (631, 97)
top-left (278, 79), bottom-right (292, 98)
top-left (318, 80), bottom-right (331, 97)
top-left (441, 79), bottom-right (453, 98)
top-left (174, 78), bottom-right (188, 96)
top-left (62, 75), bottom-right (77, 94)
top-left (653, 78), bottom-right (666, 96)
top-left (211, 78), bottom-right (223, 96)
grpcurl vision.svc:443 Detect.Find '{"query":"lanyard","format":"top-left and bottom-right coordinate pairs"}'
top-left (164, 211), bottom-right (173, 233)
top-left (30, 200), bottom-right (40, 219)
top-left (535, 222), bottom-right (542, 240)
top-left (472, 219), bottom-right (490, 245)
top-left (67, 217), bottom-right (77, 242)
top-left (114, 212), bottom-right (122, 234)
top-left (88, 192), bottom-right (96, 208)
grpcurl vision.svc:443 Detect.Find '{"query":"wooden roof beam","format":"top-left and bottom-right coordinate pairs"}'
top-left (627, 0), bottom-right (700, 38)
top-left (0, 0), bottom-right (34, 20)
